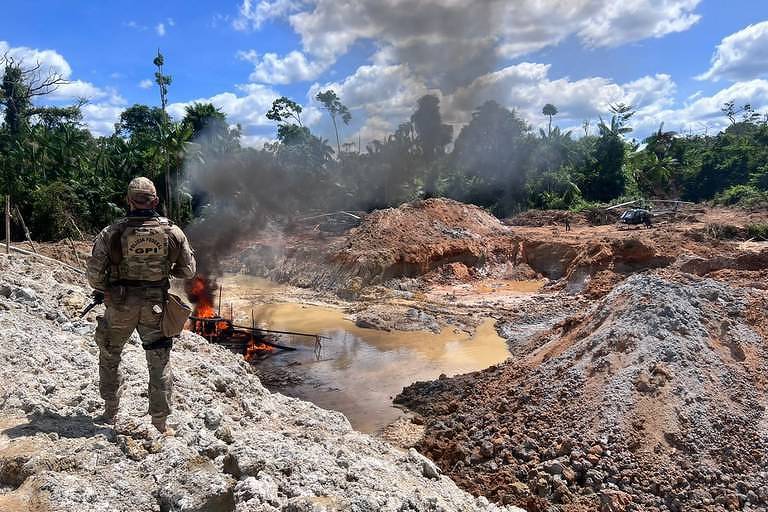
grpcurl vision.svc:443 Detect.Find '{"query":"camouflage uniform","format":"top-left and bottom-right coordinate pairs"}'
top-left (86, 178), bottom-right (195, 426)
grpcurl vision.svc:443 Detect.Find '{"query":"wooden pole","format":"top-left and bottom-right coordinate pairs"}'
top-left (67, 238), bottom-right (83, 268)
top-left (67, 215), bottom-right (85, 241)
top-left (5, 195), bottom-right (10, 255)
top-left (13, 206), bottom-right (37, 254)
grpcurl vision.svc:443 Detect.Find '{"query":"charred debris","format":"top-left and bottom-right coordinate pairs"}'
top-left (186, 275), bottom-right (326, 361)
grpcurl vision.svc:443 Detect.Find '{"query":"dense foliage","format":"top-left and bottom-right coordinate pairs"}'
top-left (1, 55), bottom-right (767, 241)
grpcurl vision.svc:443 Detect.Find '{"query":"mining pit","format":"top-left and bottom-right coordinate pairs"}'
top-left (197, 274), bottom-right (516, 433)
top-left (195, 198), bottom-right (768, 511)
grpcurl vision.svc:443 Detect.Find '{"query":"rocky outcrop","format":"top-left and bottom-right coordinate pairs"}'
top-left (0, 254), bottom-right (521, 512)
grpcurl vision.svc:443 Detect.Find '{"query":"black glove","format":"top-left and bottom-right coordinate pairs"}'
top-left (92, 290), bottom-right (105, 304)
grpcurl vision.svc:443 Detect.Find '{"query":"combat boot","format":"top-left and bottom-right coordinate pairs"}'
top-left (151, 417), bottom-right (175, 437)
top-left (95, 400), bottom-right (119, 424)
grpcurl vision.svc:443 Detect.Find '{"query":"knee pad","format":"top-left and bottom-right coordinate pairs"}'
top-left (142, 338), bottom-right (173, 351)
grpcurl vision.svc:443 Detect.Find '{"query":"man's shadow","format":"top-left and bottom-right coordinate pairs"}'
top-left (3, 409), bottom-right (115, 440)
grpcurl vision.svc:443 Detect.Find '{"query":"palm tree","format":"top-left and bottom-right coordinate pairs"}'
top-left (644, 122), bottom-right (677, 159)
top-left (542, 104), bottom-right (558, 136)
top-left (183, 102), bottom-right (226, 138)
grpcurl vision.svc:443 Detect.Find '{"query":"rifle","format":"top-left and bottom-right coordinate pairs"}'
top-left (80, 292), bottom-right (104, 318)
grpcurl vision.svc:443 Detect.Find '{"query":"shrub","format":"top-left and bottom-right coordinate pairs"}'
top-left (704, 223), bottom-right (742, 240)
top-left (714, 185), bottom-right (768, 208)
top-left (29, 181), bottom-right (85, 240)
top-left (746, 223), bottom-right (768, 241)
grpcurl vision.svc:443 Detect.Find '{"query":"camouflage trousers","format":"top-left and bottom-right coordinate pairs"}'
top-left (94, 287), bottom-right (173, 421)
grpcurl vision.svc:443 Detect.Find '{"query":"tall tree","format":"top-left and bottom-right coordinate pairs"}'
top-left (542, 103), bottom-right (558, 137)
top-left (182, 102), bottom-right (239, 155)
top-left (266, 96), bottom-right (304, 127)
top-left (411, 94), bottom-right (452, 196)
top-left (152, 50), bottom-right (175, 219)
top-left (183, 102), bottom-right (226, 137)
top-left (412, 95), bottom-right (452, 163)
top-left (452, 100), bottom-right (529, 213)
top-left (0, 56), bottom-right (69, 245)
top-left (315, 90), bottom-right (351, 159)
top-left (581, 104), bottom-right (635, 202)
top-left (153, 50), bottom-right (171, 112)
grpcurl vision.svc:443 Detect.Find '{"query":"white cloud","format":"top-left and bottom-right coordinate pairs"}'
top-left (697, 21), bottom-right (768, 82)
top-left (0, 40), bottom-right (72, 77)
top-left (238, 49), bottom-right (329, 84)
top-left (167, 83), bottom-right (281, 130)
top-left (577, 0), bottom-right (701, 47)
top-left (47, 80), bottom-right (107, 101)
top-left (632, 79), bottom-right (768, 136)
top-left (307, 63), bottom-right (436, 145)
top-left (156, 23), bottom-right (166, 36)
top-left (0, 41), bottom-right (126, 135)
top-left (276, 0), bottom-right (703, 89)
top-left (167, 18), bottom-right (175, 27)
top-left (81, 103), bottom-right (124, 136)
top-left (139, 79), bottom-right (154, 89)
top-left (444, 62), bottom-right (647, 128)
top-left (240, 134), bottom-right (275, 148)
top-left (124, 20), bottom-right (149, 31)
top-left (310, 63), bottom-right (433, 130)
top-left (313, 61), bottom-right (683, 145)
top-left (0, 41), bottom-right (118, 103)
top-left (233, 0), bottom-right (306, 30)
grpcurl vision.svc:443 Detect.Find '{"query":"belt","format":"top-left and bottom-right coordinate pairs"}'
top-left (112, 280), bottom-right (169, 288)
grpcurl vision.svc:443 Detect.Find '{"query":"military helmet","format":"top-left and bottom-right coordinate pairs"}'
top-left (127, 177), bottom-right (158, 208)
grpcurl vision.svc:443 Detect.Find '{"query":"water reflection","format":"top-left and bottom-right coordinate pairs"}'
top-left (212, 275), bottom-right (513, 433)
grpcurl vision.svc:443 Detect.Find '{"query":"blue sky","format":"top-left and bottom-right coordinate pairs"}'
top-left (2, 0), bottom-right (768, 146)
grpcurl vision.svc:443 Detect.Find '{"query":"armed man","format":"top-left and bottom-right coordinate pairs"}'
top-left (86, 177), bottom-right (196, 434)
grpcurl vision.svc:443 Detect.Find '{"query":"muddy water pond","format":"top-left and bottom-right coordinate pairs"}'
top-left (214, 275), bottom-right (512, 433)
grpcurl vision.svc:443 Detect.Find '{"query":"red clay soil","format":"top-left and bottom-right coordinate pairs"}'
top-left (230, 200), bottom-right (768, 302)
top-left (331, 198), bottom-right (517, 281)
top-left (396, 271), bottom-right (768, 511)
top-left (233, 198), bottom-right (522, 292)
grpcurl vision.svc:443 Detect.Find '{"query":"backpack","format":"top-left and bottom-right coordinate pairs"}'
top-left (109, 216), bottom-right (173, 283)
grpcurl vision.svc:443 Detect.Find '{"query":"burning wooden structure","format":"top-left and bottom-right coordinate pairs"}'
top-left (187, 276), bottom-right (324, 361)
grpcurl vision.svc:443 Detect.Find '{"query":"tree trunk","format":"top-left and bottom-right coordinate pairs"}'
top-left (331, 115), bottom-right (341, 161)
top-left (5, 195), bottom-right (11, 255)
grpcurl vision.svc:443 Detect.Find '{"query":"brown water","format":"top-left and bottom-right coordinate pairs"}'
top-left (213, 275), bottom-right (512, 433)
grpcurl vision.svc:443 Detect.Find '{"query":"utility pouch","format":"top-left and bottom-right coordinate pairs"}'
top-left (161, 292), bottom-right (191, 337)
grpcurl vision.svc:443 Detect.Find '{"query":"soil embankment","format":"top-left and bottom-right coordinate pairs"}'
top-left (232, 200), bottom-right (768, 303)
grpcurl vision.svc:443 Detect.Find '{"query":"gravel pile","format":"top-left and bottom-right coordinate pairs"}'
top-left (397, 272), bottom-right (768, 511)
top-left (0, 253), bottom-right (522, 512)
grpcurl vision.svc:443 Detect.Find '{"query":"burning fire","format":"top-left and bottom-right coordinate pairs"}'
top-left (186, 275), bottom-right (274, 359)
top-left (245, 335), bottom-right (274, 361)
top-left (186, 275), bottom-right (216, 318)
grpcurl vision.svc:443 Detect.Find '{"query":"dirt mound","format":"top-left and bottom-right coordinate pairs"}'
top-left (396, 272), bottom-right (768, 511)
top-left (236, 198), bottom-right (520, 293)
top-left (233, 201), bottom-right (767, 303)
top-left (334, 198), bottom-right (515, 280)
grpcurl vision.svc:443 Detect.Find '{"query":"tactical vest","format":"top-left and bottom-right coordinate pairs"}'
top-left (109, 216), bottom-right (173, 284)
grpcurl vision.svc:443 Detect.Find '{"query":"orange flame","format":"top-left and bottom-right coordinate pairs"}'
top-left (245, 335), bottom-right (274, 361)
top-left (187, 276), bottom-right (216, 318)
top-left (186, 275), bottom-right (274, 361)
